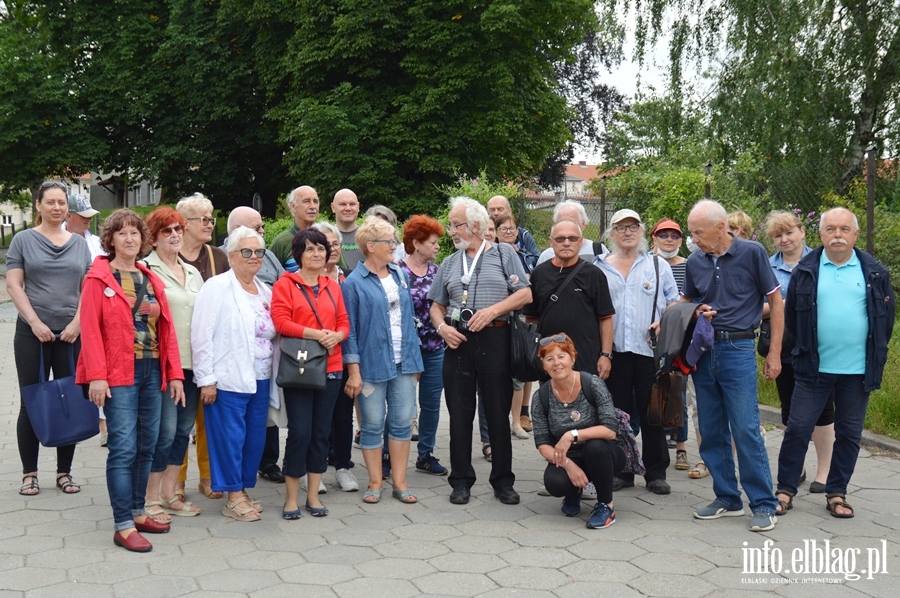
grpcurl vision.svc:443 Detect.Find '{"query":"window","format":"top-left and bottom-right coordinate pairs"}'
top-left (149, 186), bottom-right (157, 204)
top-left (134, 186), bottom-right (142, 205)
top-left (2, 215), bottom-right (12, 225)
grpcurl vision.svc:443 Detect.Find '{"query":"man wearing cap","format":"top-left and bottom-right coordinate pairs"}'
top-left (594, 209), bottom-right (679, 495)
top-left (776, 208), bottom-right (894, 519)
top-left (681, 199), bottom-right (783, 532)
top-left (536, 200), bottom-right (608, 265)
top-left (65, 194), bottom-right (105, 260)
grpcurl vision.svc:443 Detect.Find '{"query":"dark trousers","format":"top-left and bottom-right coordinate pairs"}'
top-left (444, 326), bottom-right (514, 490)
top-left (14, 319), bottom-right (79, 474)
top-left (774, 361), bottom-right (835, 427)
top-left (605, 351), bottom-right (669, 483)
top-left (258, 425), bottom-right (281, 470)
top-left (282, 379), bottom-right (342, 478)
top-left (777, 374), bottom-right (868, 496)
top-left (330, 370), bottom-right (355, 469)
top-left (544, 439), bottom-right (625, 505)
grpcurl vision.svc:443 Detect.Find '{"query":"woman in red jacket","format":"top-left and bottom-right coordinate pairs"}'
top-left (271, 228), bottom-right (350, 520)
top-left (77, 209), bottom-right (185, 553)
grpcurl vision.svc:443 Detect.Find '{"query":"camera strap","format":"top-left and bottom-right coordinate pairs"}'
top-left (460, 240), bottom-right (487, 308)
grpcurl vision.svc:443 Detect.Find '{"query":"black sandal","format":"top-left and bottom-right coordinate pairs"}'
top-left (775, 490), bottom-right (793, 516)
top-left (19, 475), bottom-right (39, 496)
top-left (482, 443), bottom-right (492, 463)
top-left (56, 473), bottom-right (81, 494)
top-left (826, 493), bottom-right (854, 518)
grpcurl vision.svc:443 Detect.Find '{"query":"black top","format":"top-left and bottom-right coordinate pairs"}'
top-left (523, 258), bottom-right (615, 375)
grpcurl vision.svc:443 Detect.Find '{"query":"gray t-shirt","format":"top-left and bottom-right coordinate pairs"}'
top-left (531, 375), bottom-right (618, 457)
top-left (428, 242), bottom-right (529, 314)
top-left (340, 227), bottom-right (364, 271)
top-left (6, 229), bottom-right (92, 330)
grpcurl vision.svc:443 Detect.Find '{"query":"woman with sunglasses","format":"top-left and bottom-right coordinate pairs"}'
top-left (141, 207), bottom-right (204, 520)
top-left (8, 181), bottom-right (92, 496)
top-left (531, 334), bottom-right (626, 529)
top-left (191, 226), bottom-right (276, 521)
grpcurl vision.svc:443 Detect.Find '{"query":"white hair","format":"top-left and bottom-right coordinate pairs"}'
top-left (604, 221), bottom-right (649, 254)
top-left (553, 200), bottom-right (589, 226)
top-left (365, 205), bottom-right (397, 227)
top-left (449, 196), bottom-right (489, 233)
top-left (225, 225), bottom-right (265, 256)
top-left (690, 199), bottom-right (728, 225)
top-left (819, 207), bottom-right (859, 231)
top-left (176, 192), bottom-right (214, 218)
top-left (313, 221), bottom-right (341, 239)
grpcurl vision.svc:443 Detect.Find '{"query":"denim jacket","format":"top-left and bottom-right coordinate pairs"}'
top-left (342, 261), bottom-right (424, 382)
top-left (786, 246), bottom-right (895, 392)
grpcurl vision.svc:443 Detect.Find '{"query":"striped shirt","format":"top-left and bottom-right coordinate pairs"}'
top-left (429, 243), bottom-right (530, 314)
top-left (112, 268), bottom-right (161, 359)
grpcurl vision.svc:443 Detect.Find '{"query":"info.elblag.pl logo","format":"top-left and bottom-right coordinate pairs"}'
top-left (742, 539), bottom-right (889, 583)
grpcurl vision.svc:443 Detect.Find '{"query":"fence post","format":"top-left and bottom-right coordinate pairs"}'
top-left (866, 144), bottom-right (876, 254)
top-left (704, 162), bottom-right (712, 199)
top-left (599, 176), bottom-right (607, 233)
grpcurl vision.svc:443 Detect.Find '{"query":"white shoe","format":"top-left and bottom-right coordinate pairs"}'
top-left (582, 481), bottom-right (597, 500)
top-left (411, 419), bottom-right (419, 441)
top-left (511, 427), bottom-right (531, 439)
top-left (334, 468), bottom-right (359, 492)
top-left (537, 484), bottom-right (551, 497)
top-left (300, 475), bottom-right (327, 494)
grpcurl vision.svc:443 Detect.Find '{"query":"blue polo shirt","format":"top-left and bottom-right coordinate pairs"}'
top-left (770, 246), bottom-right (811, 299)
top-left (817, 250), bottom-right (867, 374)
top-left (683, 235), bottom-right (781, 332)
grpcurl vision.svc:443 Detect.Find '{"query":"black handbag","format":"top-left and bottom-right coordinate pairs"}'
top-left (22, 340), bottom-right (99, 447)
top-left (509, 310), bottom-right (542, 382)
top-left (275, 285), bottom-right (330, 390)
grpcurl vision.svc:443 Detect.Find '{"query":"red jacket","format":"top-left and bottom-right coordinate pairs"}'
top-left (271, 272), bottom-right (350, 374)
top-left (77, 256), bottom-right (184, 390)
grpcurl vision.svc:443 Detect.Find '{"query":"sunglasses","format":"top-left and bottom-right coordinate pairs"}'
top-left (160, 225), bottom-right (183, 237)
top-left (551, 235), bottom-right (582, 244)
top-left (239, 248), bottom-right (266, 258)
top-left (655, 232), bottom-right (681, 240)
top-left (40, 181), bottom-right (68, 190)
top-left (539, 334), bottom-right (569, 346)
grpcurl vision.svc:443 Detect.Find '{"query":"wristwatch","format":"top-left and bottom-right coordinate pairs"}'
top-left (570, 429), bottom-right (579, 442)
top-left (600, 352), bottom-right (613, 360)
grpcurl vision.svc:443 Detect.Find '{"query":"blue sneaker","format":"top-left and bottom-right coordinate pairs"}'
top-left (415, 454), bottom-right (449, 476)
top-left (587, 502), bottom-right (616, 529)
top-left (749, 511), bottom-right (777, 532)
top-left (693, 500), bottom-right (745, 519)
top-left (561, 492), bottom-right (582, 517)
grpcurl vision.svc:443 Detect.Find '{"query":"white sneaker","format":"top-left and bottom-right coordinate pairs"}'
top-left (334, 468), bottom-right (359, 492)
top-left (411, 419), bottom-right (419, 441)
top-left (582, 481), bottom-right (597, 500)
top-left (300, 475), bottom-right (327, 494)
top-left (537, 484), bottom-right (551, 497)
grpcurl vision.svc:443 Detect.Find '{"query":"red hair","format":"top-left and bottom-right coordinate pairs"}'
top-left (537, 334), bottom-right (578, 361)
top-left (145, 206), bottom-right (186, 241)
top-left (403, 215), bottom-right (445, 255)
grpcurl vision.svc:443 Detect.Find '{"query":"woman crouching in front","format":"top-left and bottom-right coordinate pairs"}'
top-left (531, 334), bottom-right (625, 529)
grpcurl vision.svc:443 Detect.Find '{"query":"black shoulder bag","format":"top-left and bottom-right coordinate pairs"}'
top-left (275, 284), bottom-right (329, 390)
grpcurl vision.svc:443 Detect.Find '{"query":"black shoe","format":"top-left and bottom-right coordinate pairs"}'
top-left (612, 477), bottom-right (634, 492)
top-left (449, 485), bottom-right (470, 505)
top-left (258, 465), bottom-right (285, 484)
top-left (647, 479), bottom-right (671, 495)
top-left (809, 481), bottom-right (826, 493)
top-left (494, 486), bottom-right (520, 505)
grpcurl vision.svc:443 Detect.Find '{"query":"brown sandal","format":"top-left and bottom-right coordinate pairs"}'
top-left (826, 493), bottom-right (854, 518)
top-left (775, 491), bottom-right (793, 516)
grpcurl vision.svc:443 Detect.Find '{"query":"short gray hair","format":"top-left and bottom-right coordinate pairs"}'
top-left (553, 200), bottom-right (589, 226)
top-left (313, 221), bottom-right (341, 239)
top-left (225, 225), bottom-right (265, 256)
top-left (689, 199), bottom-right (728, 225)
top-left (449, 196), bottom-right (489, 234)
top-left (365, 205), bottom-right (397, 227)
top-left (819, 207), bottom-right (859, 231)
top-left (176, 192), bottom-right (214, 218)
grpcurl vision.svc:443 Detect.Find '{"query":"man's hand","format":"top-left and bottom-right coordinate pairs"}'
top-left (597, 355), bottom-right (612, 380)
top-left (438, 324), bottom-right (467, 349)
top-left (465, 306), bottom-right (499, 332)
top-left (695, 304), bottom-right (717, 321)
top-left (764, 353), bottom-right (782, 381)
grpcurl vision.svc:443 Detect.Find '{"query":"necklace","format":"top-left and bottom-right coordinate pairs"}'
top-left (551, 371), bottom-right (577, 404)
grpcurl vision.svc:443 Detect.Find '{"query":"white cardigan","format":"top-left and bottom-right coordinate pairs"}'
top-left (191, 270), bottom-right (278, 402)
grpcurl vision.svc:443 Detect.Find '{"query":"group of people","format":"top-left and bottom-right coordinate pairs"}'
top-left (10, 181), bottom-right (892, 551)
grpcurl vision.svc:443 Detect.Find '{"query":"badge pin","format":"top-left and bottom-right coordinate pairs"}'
top-left (643, 280), bottom-right (652, 290)
top-left (460, 274), bottom-right (471, 285)
top-left (508, 275), bottom-right (519, 285)
top-left (104, 287), bottom-right (115, 297)
top-left (569, 410), bottom-right (582, 423)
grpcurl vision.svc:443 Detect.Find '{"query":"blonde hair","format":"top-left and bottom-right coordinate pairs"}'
top-left (727, 209), bottom-right (753, 239)
top-left (765, 210), bottom-right (802, 239)
top-left (356, 216), bottom-right (396, 258)
top-left (176, 192), bottom-right (214, 218)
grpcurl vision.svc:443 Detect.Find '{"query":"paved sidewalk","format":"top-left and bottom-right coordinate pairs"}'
top-left (0, 321), bottom-right (897, 597)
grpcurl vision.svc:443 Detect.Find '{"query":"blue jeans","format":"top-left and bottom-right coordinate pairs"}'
top-left (357, 364), bottom-right (417, 449)
top-left (160, 370), bottom-right (200, 469)
top-left (416, 348), bottom-right (444, 459)
top-left (204, 380), bottom-right (270, 492)
top-left (777, 374), bottom-right (868, 496)
top-left (104, 359), bottom-right (162, 532)
top-left (692, 339), bottom-right (777, 515)
top-left (282, 378), bottom-right (342, 478)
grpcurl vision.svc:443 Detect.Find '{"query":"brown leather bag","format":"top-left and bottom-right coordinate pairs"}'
top-left (648, 370), bottom-right (685, 428)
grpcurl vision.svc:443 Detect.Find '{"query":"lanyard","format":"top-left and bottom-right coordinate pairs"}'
top-left (460, 240), bottom-right (487, 307)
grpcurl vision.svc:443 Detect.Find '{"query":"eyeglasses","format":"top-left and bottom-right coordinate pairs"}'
top-left (447, 221), bottom-right (469, 232)
top-left (239, 248), bottom-right (266, 258)
top-left (655, 232), bottom-right (681, 240)
top-left (371, 239), bottom-right (399, 248)
top-left (160, 225), bottom-right (184, 237)
top-left (613, 223), bottom-right (641, 233)
top-left (551, 235), bottom-right (582, 244)
top-left (187, 216), bottom-right (216, 226)
top-left (539, 334), bottom-right (569, 346)
top-left (330, 242), bottom-right (342, 249)
top-left (498, 226), bottom-right (517, 233)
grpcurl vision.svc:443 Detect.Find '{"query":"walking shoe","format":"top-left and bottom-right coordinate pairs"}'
top-left (449, 485), bottom-right (470, 504)
top-left (693, 500), bottom-right (745, 520)
top-left (300, 475), bottom-right (327, 494)
top-left (415, 454), bottom-right (448, 476)
top-left (258, 464), bottom-right (285, 484)
top-left (749, 511), bottom-right (777, 532)
top-left (353, 430), bottom-right (361, 449)
top-left (647, 479), bottom-right (671, 495)
top-left (612, 477), bottom-right (634, 492)
top-left (494, 486), bottom-right (520, 505)
top-left (586, 502), bottom-right (616, 529)
top-left (411, 419), bottom-right (419, 441)
top-left (561, 492), bottom-right (582, 517)
top-left (334, 468), bottom-right (359, 492)
top-left (674, 450), bottom-right (689, 470)
top-left (381, 453), bottom-right (391, 480)
top-left (582, 481), bottom-right (597, 500)
top-left (809, 481), bottom-right (826, 493)
top-left (537, 484), bottom-right (551, 497)
top-left (520, 415), bottom-right (533, 432)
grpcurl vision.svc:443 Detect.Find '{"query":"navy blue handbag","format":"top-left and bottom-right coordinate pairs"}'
top-left (22, 340), bottom-right (99, 447)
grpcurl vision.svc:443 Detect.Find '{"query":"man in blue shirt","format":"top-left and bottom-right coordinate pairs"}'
top-left (681, 200), bottom-right (784, 532)
top-left (776, 208), bottom-right (894, 519)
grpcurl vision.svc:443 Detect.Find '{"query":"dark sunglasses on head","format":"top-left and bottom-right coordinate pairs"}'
top-left (655, 232), bottom-right (681, 240)
top-left (239, 248), bottom-right (266, 258)
top-left (160, 225), bottom-right (184, 237)
top-left (539, 334), bottom-right (569, 346)
top-left (551, 235), bottom-right (582, 244)
top-left (41, 181), bottom-right (68, 190)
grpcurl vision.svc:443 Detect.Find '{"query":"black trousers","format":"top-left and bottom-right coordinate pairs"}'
top-left (444, 326), bottom-right (514, 490)
top-left (330, 372), bottom-right (355, 470)
top-left (605, 351), bottom-right (669, 483)
top-left (14, 319), bottom-right (80, 474)
top-left (775, 361), bottom-right (835, 427)
top-left (544, 439), bottom-right (626, 505)
top-left (258, 425), bottom-right (280, 470)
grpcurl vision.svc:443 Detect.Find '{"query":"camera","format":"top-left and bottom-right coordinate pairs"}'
top-left (459, 308), bottom-right (475, 323)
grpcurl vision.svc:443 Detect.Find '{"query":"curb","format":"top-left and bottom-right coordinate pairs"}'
top-left (759, 403), bottom-right (900, 455)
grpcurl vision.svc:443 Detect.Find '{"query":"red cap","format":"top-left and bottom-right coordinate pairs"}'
top-left (650, 218), bottom-right (682, 236)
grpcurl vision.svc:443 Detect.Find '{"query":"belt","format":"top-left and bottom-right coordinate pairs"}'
top-left (445, 318), bottom-right (509, 331)
top-left (714, 330), bottom-right (757, 340)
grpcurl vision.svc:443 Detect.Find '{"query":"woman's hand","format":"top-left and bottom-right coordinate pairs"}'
top-left (30, 320), bottom-right (54, 343)
top-left (563, 459), bottom-right (589, 489)
top-left (169, 380), bottom-right (186, 407)
top-left (344, 371), bottom-right (362, 399)
top-left (89, 380), bottom-right (111, 407)
top-left (318, 330), bottom-right (343, 351)
top-left (200, 385), bottom-right (217, 405)
top-left (552, 433), bottom-right (575, 468)
top-left (59, 319), bottom-right (80, 343)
